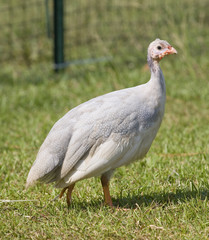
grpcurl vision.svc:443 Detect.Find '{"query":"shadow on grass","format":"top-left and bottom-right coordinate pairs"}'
top-left (2, 188), bottom-right (208, 212)
top-left (113, 188), bottom-right (209, 209)
top-left (72, 188), bottom-right (209, 209)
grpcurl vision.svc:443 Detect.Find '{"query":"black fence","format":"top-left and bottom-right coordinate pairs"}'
top-left (1, 0), bottom-right (148, 70)
top-left (2, 0), bottom-right (207, 70)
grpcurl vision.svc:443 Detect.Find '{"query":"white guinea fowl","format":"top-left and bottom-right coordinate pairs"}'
top-left (26, 39), bottom-right (177, 207)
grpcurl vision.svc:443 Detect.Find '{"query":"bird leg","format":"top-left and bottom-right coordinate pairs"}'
top-left (66, 184), bottom-right (75, 206)
top-left (59, 187), bottom-right (68, 198)
top-left (59, 183), bottom-right (75, 207)
top-left (101, 175), bottom-right (113, 207)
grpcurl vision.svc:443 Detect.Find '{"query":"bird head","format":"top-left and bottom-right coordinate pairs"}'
top-left (148, 38), bottom-right (177, 61)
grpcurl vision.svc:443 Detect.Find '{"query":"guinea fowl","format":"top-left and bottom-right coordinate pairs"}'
top-left (26, 39), bottom-right (177, 207)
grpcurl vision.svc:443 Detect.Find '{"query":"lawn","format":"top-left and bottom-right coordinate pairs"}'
top-left (0, 0), bottom-right (209, 239)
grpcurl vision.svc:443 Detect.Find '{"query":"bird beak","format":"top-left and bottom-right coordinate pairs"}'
top-left (167, 46), bottom-right (177, 55)
top-left (159, 46), bottom-right (177, 60)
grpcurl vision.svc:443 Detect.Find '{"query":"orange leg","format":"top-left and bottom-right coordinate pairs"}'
top-left (59, 187), bottom-right (67, 199)
top-left (66, 184), bottom-right (75, 206)
top-left (59, 183), bottom-right (75, 207)
top-left (101, 175), bottom-right (113, 207)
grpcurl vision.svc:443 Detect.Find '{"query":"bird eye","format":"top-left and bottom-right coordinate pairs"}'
top-left (157, 46), bottom-right (162, 50)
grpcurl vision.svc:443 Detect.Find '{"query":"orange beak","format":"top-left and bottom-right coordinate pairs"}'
top-left (159, 46), bottom-right (177, 60)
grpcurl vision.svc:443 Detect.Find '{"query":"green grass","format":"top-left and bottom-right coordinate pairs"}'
top-left (1, 0), bottom-right (209, 239)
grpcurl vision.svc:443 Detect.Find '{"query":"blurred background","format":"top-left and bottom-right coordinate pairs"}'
top-left (1, 1), bottom-right (209, 238)
top-left (1, 0), bottom-right (209, 70)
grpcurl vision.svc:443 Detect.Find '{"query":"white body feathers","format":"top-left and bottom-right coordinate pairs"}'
top-left (27, 71), bottom-right (165, 188)
top-left (26, 39), bottom-right (177, 190)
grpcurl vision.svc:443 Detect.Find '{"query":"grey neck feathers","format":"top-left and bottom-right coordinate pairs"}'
top-left (147, 54), bottom-right (165, 93)
top-left (147, 54), bottom-right (160, 74)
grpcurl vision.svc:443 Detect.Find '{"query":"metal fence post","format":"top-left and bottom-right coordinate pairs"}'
top-left (54, 0), bottom-right (64, 71)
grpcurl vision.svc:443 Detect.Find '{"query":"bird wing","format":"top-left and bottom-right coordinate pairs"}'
top-left (59, 89), bottom-right (142, 180)
top-left (54, 132), bottom-right (142, 188)
top-left (26, 86), bottom-right (146, 187)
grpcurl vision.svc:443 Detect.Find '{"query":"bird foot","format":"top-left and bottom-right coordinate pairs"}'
top-left (59, 184), bottom-right (75, 207)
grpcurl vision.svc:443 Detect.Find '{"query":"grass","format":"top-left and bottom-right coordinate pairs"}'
top-left (1, 0), bottom-right (209, 239)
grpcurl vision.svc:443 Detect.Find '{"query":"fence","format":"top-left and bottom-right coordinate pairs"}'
top-left (62, 0), bottom-right (145, 69)
top-left (1, 0), bottom-right (207, 70)
top-left (1, 0), bottom-right (150, 70)
top-left (0, 0), bottom-right (52, 66)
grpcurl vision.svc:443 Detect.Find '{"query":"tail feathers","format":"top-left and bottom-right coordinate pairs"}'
top-left (26, 166), bottom-right (41, 189)
top-left (25, 177), bottom-right (37, 189)
top-left (38, 165), bottom-right (61, 184)
top-left (26, 164), bottom-right (61, 189)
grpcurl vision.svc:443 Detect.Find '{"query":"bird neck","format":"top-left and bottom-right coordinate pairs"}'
top-left (147, 54), bottom-right (160, 74)
top-left (147, 55), bottom-right (166, 94)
